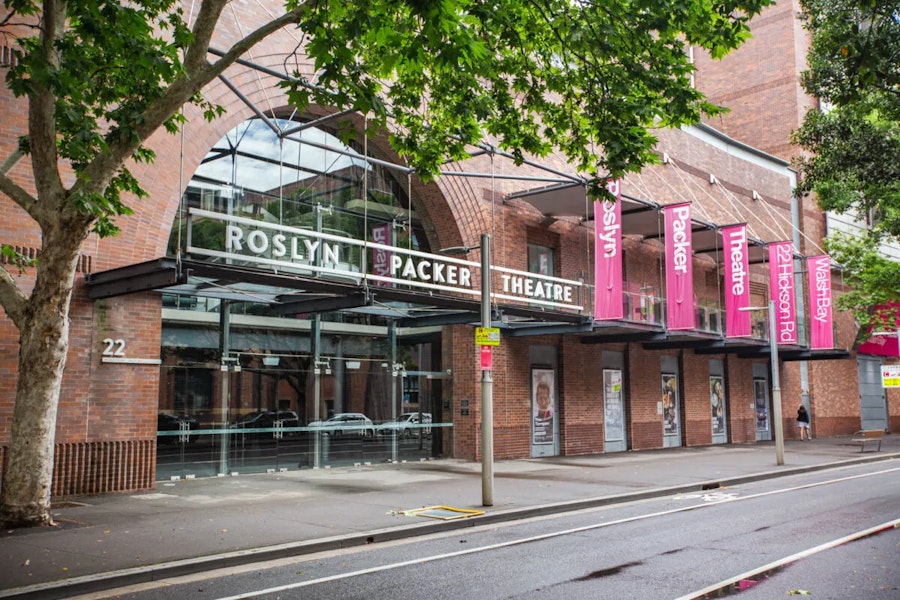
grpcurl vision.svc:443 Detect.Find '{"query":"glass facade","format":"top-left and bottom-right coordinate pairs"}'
top-left (156, 117), bottom-right (448, 479)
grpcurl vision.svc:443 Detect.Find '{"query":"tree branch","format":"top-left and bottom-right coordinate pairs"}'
top-left (0, 265), bottom-right (29, 329)
top-left (0, 171), bottom-right (40, 220)
top-left (200, 5), bottom-right (308, 82)
top-left (27, 0), bottom-right (67, 212)
top-left (71, 1), bottom-right (309, 201)
top-left (0, 149), bottom-right (24, 176)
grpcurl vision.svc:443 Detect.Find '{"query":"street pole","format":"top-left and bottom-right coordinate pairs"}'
top-left (481, 233), bottom-right (494, 506)
top-left (768, 299), bottom-right (785, 466)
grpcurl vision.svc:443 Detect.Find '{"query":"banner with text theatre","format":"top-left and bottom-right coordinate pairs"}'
top-left (807, 254), bottom-right (833, 349)
top-left (593, 179), bottom-right (623, 320)
top-left (664, 203), bottom-right (694, 330)
top-left (723, 224), bottom-right (750, 337)
top-left (768, 241), bottom-right (797, 344)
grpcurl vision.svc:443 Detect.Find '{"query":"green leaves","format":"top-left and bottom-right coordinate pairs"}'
top-left (795, 1), bottom-right (900, 327)
top-left (799, 0), bottom-right (900, 107)
top-left (824, 232), bottom-right (900, 336)
top-left (7, 0), bottom-right (191, 236)
top-left (284, 0), bottom-right (771, 181)
top-left (6, 0), bottom-right (772, 234)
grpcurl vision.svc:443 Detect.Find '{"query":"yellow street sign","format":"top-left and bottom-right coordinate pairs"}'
top-left (883, 365), bottom-right (900, 388)
top-left (475, 327), bottom-right (501, 346)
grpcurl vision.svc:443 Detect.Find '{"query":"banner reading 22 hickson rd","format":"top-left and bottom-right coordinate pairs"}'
top-left (664, 203), bottom-right (694, 330)
top-left (768, 241), bottom-right (797, 344)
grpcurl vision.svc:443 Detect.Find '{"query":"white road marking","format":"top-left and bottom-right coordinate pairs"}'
top-left (673, 491), bottom-right (739, 502)
top-left (674, 519), bottom-right (900, 600)
top-left (211, 466), bottom-right (900, 600)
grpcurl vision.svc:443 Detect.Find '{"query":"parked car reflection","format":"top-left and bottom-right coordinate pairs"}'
top-left (307, 413), bottom-right (375, 438)
top-left (232, 410), bottom-right (301, 438)
top-left (379, 412), bottom-right (432, 438)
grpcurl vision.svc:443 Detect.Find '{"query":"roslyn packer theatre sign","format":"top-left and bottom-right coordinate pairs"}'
top-left (187, 209), bottom-right (584, 311)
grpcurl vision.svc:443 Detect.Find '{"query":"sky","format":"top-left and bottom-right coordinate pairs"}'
top-left (192, 119), bottom-right (368, 193)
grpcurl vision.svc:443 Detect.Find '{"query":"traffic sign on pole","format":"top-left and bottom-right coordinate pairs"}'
top-left (882, 364), bottom-right (900, 388)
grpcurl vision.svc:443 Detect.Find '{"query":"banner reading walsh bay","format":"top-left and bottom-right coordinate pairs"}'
top-left (187, 208), bottom-right (584, 312)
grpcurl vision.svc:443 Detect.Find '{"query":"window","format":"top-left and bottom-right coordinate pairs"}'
top-left (527, 244), bottom-right (554, 277)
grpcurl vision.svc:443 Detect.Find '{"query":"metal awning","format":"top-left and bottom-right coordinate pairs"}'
top-left (507, 183), bottom-right (661, 236)
top-left (86, 257), bottom-right (590, 331)
top-left (87, 257), bottom-right (850, 358)
top-left (509, 183), bottom-right (776, 264)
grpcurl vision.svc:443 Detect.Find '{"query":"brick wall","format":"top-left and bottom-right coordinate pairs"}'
top-left (693, 2), bottom-right (815, 161)
top-left (0, 0), bottom-right (884, 499)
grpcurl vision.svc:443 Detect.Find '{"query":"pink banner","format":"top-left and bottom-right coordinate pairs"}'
top-left (807, 255), bottom-right (833, 349)
top-left (768, 241), bottom-right (797, 344)
top-left (664, 203), bottom-right (694, 330)
top-left (370, 223), bottom-right (392, 286)
top-left (723, 224), bottom-right (750, 337)
top-left (593, 179), bottom-right (623, 320)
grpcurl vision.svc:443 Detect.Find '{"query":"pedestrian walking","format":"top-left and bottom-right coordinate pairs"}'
top-left (797, 404), bottom-right (811, 440)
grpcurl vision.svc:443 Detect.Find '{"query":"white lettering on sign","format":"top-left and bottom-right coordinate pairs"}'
top-left (606, 179), bottom-right (622, 198)
top-left (598, 200), bottom-right (620, 258)
top-left (389, 255), bottom-right (472, 287)
top-left (226, 225), bottom-right (332, 263)
top-left (499, 274), bottom-right (574, 303)
top-left (726, 227), bottom-right (747, 296)
top-left (775, 245), bottom-right (795, 341)
top-left (193, 210), bottom-right (583, 309)
top-left (813, 258), bottom-right (831, 322)
top-left (671, 205), bottom-right (691, 274)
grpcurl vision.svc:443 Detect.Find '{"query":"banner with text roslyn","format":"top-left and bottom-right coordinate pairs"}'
top-left (593, 180), bottom-right (623, 320)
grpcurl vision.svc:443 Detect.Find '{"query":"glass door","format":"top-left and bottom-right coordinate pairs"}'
top-left (662, 373), bottom-right (682, 447)
top-left (603, 369), bottom-right (626, 452)
top-left (754, 377), bottom-right (771, 441)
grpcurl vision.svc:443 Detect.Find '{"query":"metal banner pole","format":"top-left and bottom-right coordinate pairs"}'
top-left (481, 233), bottom-right (494, 506)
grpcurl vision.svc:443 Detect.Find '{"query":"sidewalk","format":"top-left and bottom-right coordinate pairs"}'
top-left (1, 435), bottom-right (898, 599)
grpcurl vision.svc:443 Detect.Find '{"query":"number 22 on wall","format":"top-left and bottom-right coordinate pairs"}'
top-left (102, 338), bottom-right (126, 357)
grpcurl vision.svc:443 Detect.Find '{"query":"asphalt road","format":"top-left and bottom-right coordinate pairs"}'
top-left (71, 461), bottom-right (900, 600)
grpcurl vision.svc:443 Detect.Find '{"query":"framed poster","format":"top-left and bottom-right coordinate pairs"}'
top-left (603, 369), bottom-right (624, 442)
top-left (532, 369), bottom-right (555, 445)
top-left (754, 378), bottom-right (769, 432)
top-left (661, 373), bottom-right (679, 435)
top-left (710, 376), bottom-right (725, 434)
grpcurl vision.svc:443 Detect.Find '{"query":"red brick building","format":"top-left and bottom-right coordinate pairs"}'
top-left (1, 1), bottom-right (895, 497)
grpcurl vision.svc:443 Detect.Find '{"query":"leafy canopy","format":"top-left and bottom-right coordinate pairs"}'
top-left (3, 0), bottom-right (771, 241)
top-left (793, 0), bottom-right (900, 332)
top-left (287, 0), bottom-right (769, 186)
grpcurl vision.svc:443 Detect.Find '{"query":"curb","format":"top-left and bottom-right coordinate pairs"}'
top-left (2, 452), bottom-right (896, 600)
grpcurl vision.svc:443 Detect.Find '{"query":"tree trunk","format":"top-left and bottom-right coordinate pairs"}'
top-left (0, 222), bottom-right (85, 528)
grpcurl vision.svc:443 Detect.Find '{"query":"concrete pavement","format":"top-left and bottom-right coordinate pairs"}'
top-left (1, 435), bottom-right (898, 599)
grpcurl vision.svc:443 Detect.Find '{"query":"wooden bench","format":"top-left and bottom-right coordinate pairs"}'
top-left (850, 430), bottom-right (883, 452)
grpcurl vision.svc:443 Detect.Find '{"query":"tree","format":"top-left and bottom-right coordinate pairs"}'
top-left (0, 0), bottom-right (771, 528)
top-left (793, 0), bottom-right (900, 333)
